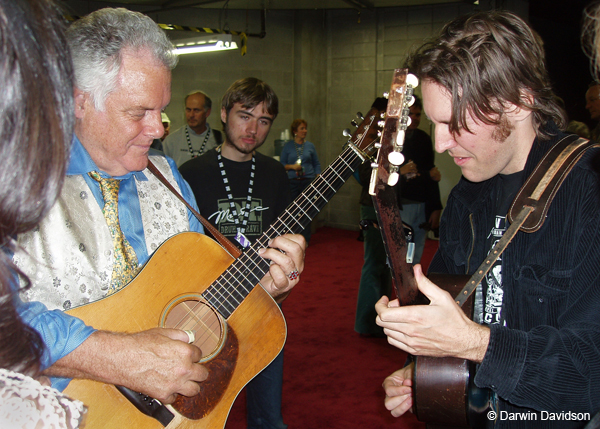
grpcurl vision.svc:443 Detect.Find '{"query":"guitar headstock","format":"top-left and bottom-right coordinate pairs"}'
top-left (368, 68), bottom-right (422, 306)
top-left (369, 69), bottom-right (419, 195)
top-left (344, 105), bottom-right (386, 162)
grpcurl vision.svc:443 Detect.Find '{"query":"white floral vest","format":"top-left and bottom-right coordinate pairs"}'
top-left (14, 155), bottom-right (190, 311)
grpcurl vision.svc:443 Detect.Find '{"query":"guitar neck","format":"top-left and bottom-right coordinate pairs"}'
top-left (202, 142), bottom-right (368, 319)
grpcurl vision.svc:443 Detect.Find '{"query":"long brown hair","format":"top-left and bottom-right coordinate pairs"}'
top-left (407, 10), bottom-right (567, 140)
top-left (0, 0), bottom-right (74, 376)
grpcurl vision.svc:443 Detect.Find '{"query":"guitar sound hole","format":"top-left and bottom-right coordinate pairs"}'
top-left (162, 299), bottom-right (225, 362)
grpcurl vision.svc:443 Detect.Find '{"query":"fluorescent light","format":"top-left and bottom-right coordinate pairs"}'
top-left (173, 34), bottom-right (238, 55)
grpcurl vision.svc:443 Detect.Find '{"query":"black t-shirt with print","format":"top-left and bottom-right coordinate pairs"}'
top-left (179, 148), bottom-right (291, 248)
top-left (475, 171), bottom-right (524, 326)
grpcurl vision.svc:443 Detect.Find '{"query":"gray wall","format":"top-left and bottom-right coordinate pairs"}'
top-left (63, 1), bottom-right (529, 231)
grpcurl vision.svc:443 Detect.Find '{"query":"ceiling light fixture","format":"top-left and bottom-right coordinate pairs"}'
top-left (172, 34), bottom-right (238, 55)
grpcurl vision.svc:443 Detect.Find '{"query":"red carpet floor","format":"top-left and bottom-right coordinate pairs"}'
top-left (225, 227), bottom-right (437, 428)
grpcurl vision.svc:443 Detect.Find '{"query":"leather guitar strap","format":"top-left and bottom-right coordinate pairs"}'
top-left (146, 160), bottom-right (242, 259)
top-left (455, 135), bottom-right (599, 307)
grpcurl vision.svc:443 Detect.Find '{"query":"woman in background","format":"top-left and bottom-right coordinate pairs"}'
top-left (0, 0), bottom-right (86, 427)
top-left (280, 119), bottom-right (321, 243)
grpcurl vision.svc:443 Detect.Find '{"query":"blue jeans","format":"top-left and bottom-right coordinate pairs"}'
top-left (354, 205), bottom-right (392, 336)
top-left (245, 342), bottom-right (287, 429)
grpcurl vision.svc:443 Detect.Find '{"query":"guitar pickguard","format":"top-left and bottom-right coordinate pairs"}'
top-left (173, 328), bottom-right (238, 420)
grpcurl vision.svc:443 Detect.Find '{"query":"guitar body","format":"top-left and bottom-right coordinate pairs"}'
top-left (64, 232), bottom-right (286, 429)
top-left (411, 275), bottom-right (490, 429)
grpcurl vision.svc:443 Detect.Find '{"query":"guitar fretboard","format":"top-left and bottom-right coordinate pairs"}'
top-left (201, 129), bottom-right (375, 319)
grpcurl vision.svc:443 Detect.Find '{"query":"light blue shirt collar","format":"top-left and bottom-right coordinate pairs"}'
top-left (67, 135), bottom-right (148, 181)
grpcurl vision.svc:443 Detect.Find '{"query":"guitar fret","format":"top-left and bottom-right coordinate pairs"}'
top-left (285, 209), bottom-right (304, 228)
top-left (301, 189), bottom-right (319, 210)
top-left (293, 201), bottom-right (312, 221)
top-left (272, 218), bottom-right (294, 234)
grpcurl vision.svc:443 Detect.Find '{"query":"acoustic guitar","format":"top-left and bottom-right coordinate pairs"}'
top-left (369, 68), bottom-right (492, 429)
top-left (63, 108), bottom-right (384, 429)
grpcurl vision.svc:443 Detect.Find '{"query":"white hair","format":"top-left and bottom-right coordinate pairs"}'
top-left (66, 8), bottom-right (178, 111)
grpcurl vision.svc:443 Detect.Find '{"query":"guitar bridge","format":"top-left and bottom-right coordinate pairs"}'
top-left (115, 385), bottom-right (174, 427)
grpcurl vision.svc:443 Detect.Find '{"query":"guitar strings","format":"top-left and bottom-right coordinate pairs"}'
top-left (171, 115), bottom-right (377, 333)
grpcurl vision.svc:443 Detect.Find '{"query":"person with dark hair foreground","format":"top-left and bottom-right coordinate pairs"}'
top-left (12, 6), bottom-right (305, 412)
top-left (376, 10), bottom-right (600, 428)
top-left (0, 0), bottom-right (86, 426)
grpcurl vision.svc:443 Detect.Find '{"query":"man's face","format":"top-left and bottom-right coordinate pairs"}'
top-left (586, 85), bottom-right (600, 121)
top-left (408, 105), bottom-right (422, 130)
top-left (185, 93), bottom-right (210, 132)
top-left (220, 102), bottom-right (274, 161)
top-left (75, 48), bottom-right (171, 176)
top-left (422, 79), bottom-right (529, 183)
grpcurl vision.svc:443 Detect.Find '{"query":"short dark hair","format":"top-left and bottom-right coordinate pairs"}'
top-left (221, 77), bottom-right (278, 118)
top-left (0, 0), bottom-right (74, 376)
top-left (407, 10), bottom-right (566, 140)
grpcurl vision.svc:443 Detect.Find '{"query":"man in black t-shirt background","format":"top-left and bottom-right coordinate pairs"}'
top-left (180, 77), bottom-right (291, 429)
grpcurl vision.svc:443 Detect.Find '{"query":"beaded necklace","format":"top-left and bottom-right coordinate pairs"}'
top-left (216, 145), bottom-right (255, 248)
top-left (185, 125), bottom-right (211, 158)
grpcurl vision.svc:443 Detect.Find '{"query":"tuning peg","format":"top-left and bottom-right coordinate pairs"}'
top-left (351, 119), bottom-right (359, 127)
top-left (383, 92), bottom-right (389, 99)
top-left (388, 166), bottom-right (399, 186)
top-left (399, 116), bottom-right (412, 129)
top-left (388, 151), bottom-right (405, 167)
top-left (374, 142), bottom-right (382, 149)
top-left (378, 120), bottom-right (385, 128)
top-left (356, 112), bottom-right (364, 120)
top-left (406, 95), bottom-right (415, 107)
top-left (342, 128), bottom-right (352, 137)
top-left (406, 73), bottom-right (419, 88)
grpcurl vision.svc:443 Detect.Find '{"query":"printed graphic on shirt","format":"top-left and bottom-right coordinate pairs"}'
top-left (208, 197), bottom-right (268, 237)
top-left (483, 215), bottom-right (507, 325)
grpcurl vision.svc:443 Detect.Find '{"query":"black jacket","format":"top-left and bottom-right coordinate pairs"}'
top-left (430, 129), bottom-right (600, 427)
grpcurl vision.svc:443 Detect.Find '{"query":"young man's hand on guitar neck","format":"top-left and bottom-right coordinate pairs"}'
top-left (257, 234), bottom-right (306, 303)
top-left (375, 264), bottom-right (490, 363)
